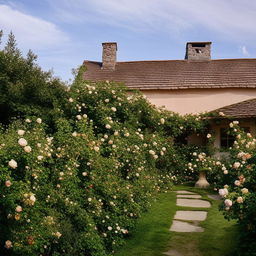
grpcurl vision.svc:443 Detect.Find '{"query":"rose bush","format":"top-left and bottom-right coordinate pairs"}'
top-left (0, 78), bottom-right (189, 255)
top-left (0, 34), bottom-right (211, 255)
top-left (216, 122), bottom-right (256, 255)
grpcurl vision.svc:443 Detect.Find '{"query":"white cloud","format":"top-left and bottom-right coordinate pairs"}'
top-left (49, 0), bottom-right (256, 41)
top-left (240, 46), bottom-right (249, 56)
top-left (0, 4), bottom-right (69, 50)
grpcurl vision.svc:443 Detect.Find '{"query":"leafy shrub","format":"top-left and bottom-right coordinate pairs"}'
top-left (0, 32), bottom-right (211, 255)
top-left (216, 121), bottom-right (256, 255)
top-left (0, 81), bottom-right (177, 255)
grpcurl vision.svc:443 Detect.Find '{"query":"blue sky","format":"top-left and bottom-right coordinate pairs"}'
top-left (0, 0), bottom-right (256, 82)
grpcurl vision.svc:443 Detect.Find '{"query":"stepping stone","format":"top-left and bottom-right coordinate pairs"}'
top-left (177, 194), bottom-right (201, 199)
top-left (175, 190), bottom-right (197, 194)
top-left (170, 220), bottom-right (204, 232)
top-left (163, 249), bottom-right (183, 256)
top-left (176, 198), bottom-right (211, 208)
top-left (207, 194), bottom-right (221, 200)
top-left (174, 211), bottom-right (207, 221)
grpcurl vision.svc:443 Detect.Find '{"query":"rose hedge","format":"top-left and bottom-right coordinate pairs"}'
top-left (0, 36), bottom-right (211, 255)
top-left (1, 78), bottom-right (203, 255)
top-left (208, 121), bottom-right (256, 256)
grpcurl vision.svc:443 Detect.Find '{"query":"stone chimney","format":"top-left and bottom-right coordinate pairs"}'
top-left (185, 42), bottom-right (211, 61)
top-left (102, 42), bottom-right (117, 70)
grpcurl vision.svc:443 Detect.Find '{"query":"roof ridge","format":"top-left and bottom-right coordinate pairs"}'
top-left (84, 58), bottom-right (256, 64)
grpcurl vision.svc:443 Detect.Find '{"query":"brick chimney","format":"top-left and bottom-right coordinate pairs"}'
top-left (102, 42), bottom-right (117, 70)
top-left (185, 42), bottom-right (211, 61)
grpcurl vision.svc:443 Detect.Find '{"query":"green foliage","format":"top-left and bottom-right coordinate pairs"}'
top-left (0, 32), bottom-right (213, 255)
top-left (0, 32), bottom-right (67, 129)
top-left (203, 121), bottom-right (256, 255)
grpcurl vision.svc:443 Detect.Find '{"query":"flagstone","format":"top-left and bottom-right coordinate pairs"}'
top-left (174, 211), bottom-right (207, 221)
top-left (207, 194), bottom-right (221, 200)
top-left (176, 198), bottom-right (211, 208)
top-left (170, 220), bottom-right (204, 232)
top-left (163, 249), bottom-right (183, 256)
top-left (175, 190), bottom-right (197, 194)
top-left (177, 194), bottom-right (201, 199)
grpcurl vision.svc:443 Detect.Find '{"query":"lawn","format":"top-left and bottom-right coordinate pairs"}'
top-left (114, 185), bottom-right (239, 256)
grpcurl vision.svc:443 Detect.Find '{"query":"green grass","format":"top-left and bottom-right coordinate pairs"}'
top-left (114, 192), bottom-right (177, 256)
top-left (114, 185), bottom-right (239, 256)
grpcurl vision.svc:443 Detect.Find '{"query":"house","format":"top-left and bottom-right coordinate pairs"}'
top-left (83, 42), bottom-right (256, 150)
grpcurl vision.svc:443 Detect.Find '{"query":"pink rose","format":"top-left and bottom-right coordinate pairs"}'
top-left (15, 206), bottom-right (22, 212)
top-left (224, 199), bottom-right (233, 207)
top-left (5, 180), bottom-right (12, 187)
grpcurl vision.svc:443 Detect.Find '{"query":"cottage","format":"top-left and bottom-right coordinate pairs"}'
top-left (83, 42), bottom-right (256, 150)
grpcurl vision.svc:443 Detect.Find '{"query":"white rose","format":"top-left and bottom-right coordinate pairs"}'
top-left (233, 162), bottom-right (241, 169)
top-left (234, 180), bottom-right (241, 186)
top-left (18, 138), bottom-right (28, 147)
top-left (54, 232), bottom-right (62, 239)
top-left (94, 146), bottom-right (100, 152)
top-left (219, 188), bottom-right (228, 197)
top-left (206, 133), bottom-right (211, 138)
top-left (111, 107), bottom-right (117, 112)
top-left (8, 159), bottom-right (17, 169)
top-left (149, 150), bottom-right (155, 155)
top-left (107, 226), bottom-right (112, 231)
top-left (105, 124), bottom-right (111, 129)
top-left (5, 240), bottom-right (12, 249)
top-left (24, 146), bottom-right (32, 153)
top-left (236, 196), bottom-right (243, 203)
top-left (68, 98), bottom-right (74, 102)
top-left (17, 129), bottom-right (25, 136)
top-left (30, 194), bottom-right (36, 203)
top-left (36, 118), bottom-right (42, 124)
top-left (37, 155), bottom-right (44, 161)
top-left (160, 118), bottom-right (165, 124)
top-left (76, 115), bottom-right (82, 120)
top-left (241, 188), bottom-right (249, 194)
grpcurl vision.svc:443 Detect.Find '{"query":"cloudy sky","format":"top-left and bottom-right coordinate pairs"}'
top-left (0, 0), bottom-right (255, 82)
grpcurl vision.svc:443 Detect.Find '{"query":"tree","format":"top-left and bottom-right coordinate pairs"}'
top-left (0, 31), bottom-right (67, 131)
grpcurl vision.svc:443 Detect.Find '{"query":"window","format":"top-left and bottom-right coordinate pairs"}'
top-left (220, 127), bottom-right (250, 148)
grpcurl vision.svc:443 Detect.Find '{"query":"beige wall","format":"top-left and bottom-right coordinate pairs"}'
top-left (142, 88), bottom-right (256, 115)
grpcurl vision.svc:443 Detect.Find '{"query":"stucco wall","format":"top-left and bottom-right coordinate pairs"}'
top-left (142, 88), bottom-right (256, 115)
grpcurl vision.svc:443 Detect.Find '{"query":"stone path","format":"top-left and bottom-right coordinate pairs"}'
top-left (176, 198), bottom-right (211, 208)
top-left (164, 190), bottom-right (213, 255)
top-left (170, 190), bottom-right (210, 233)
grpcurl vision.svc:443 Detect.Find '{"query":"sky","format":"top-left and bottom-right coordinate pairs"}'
top-left (0, 0), bottom-right (256, 82)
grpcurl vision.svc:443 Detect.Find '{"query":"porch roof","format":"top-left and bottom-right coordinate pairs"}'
top-left (210, 98), bottom-right (256, 118)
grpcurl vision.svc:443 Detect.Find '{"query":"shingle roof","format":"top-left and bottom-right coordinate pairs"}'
top-left (83, 59), bottom-right (256, 90)
top-left (210, 98), bottom-right (256, 118)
